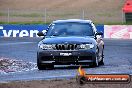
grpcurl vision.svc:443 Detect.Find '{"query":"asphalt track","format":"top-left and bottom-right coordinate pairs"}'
top-left (0, 37), bottom-right (132, 82)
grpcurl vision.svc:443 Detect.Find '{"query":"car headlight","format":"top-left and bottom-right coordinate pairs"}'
top-left (79, 44), bottom-right (94, 49)
top-left (39, 44), bottom-right (54, 50)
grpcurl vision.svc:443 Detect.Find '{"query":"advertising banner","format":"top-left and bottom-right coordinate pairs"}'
top-left (0, 24), bottom-right (104, 37)
top-left (104, 25), bottom-right (132, 39)
top-left (0, 25), bottom-right (48, 37)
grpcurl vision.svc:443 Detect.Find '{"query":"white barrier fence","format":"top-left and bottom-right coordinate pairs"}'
top-left (104, 25), bottom-right (132, 39)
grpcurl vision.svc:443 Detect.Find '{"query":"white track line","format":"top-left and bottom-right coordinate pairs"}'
top-left (0, 42), bottom-right (35, 45)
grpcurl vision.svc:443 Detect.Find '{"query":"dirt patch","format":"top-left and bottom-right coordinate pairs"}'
top-left (0, 77), bottom-right (132, 88)
top-left (0, 57), bottom-right (37, 74)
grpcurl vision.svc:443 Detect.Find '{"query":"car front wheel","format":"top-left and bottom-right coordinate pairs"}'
top-left (92, 55), bottom-right (99, 67)
top-left (99, 45), bottom-right (104, 65)
top-left (90, 47), bottom-right (99, 67)
top-left (37, 59), bottom-right (54, 70)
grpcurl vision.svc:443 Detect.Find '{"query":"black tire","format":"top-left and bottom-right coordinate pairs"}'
top-left (37, 59), bottom-right (54, 70)
top-left (99, 54), bottom-right (104, 65)
top-left (37, 63), bottom-right (46, 70)
top-left (92, 55), bottom-right (99, 67)
top-left (90, 48), bottom-right (99, 67)
top-left (99, 46), bottom-right (104, 65)
top-left (45, 64), bottom-right (54, 70)
top-left (37, 59), bottom-right (46, 70)
top-left (99, 58), bottom-right (104, 65)
top-left (37, 63), bottom-right (54, 70)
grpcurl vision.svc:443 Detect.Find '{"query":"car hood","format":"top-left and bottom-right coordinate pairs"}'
top-left (41, 36), bottom-right (96, 44)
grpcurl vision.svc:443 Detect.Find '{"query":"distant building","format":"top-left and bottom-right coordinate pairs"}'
top-left (123, 0), bottom-right (132, 23)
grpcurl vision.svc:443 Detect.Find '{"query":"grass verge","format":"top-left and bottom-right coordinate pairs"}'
top-left (0, 21), bottom-right (132, 25)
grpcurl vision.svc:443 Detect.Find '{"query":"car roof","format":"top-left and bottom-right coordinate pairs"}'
top-left (53, 19), bottom-right (92, 24)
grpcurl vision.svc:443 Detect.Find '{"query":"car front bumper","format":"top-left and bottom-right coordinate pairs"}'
top-left (37, 50), bottom-right (96, 65)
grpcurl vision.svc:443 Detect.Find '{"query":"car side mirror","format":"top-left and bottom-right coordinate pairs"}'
top-left (37, 32), bottom-right (45, 36)
top-left (96, 32), bottom-right (103, 35)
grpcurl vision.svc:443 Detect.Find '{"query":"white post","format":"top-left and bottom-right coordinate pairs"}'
top-left (82, 10), bottom-right (85, 19)
top-left (44, 8), bottom-right (47, 24)
top-left (7, 8), bottom-right (10, 23)
top-left (122, 11), bottom-right (126, 23)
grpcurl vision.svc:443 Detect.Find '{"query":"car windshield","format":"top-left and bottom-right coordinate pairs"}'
top-left (46, 22), bottom-right (94, 37)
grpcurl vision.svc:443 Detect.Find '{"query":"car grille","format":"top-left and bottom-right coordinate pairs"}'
top-left (55, 44), bottom-right (77, 50)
